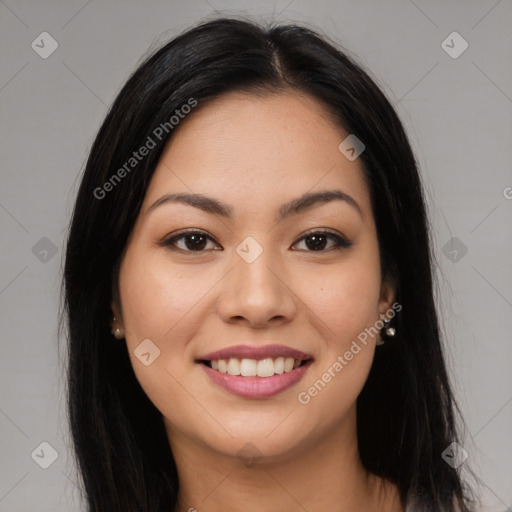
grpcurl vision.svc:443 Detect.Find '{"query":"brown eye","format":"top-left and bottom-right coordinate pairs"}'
top-left (161, 230), bottom-right (220, 252)
top-left (292, 230), bottom-right (353, 252)
top-left (160, 229), bottom-right (352, 254)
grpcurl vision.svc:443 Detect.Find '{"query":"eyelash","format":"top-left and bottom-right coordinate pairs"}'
top-left (159, 229), bottom-right (353, 254)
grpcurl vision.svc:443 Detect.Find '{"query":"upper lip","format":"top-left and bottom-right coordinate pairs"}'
top-left (196, 344), bottom-right (314, 362)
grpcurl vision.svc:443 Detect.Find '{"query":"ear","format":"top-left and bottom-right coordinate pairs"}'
top-left (110, 300), bottom-right (123, 328)
top-left (377, 275), bottom-right (396, 319)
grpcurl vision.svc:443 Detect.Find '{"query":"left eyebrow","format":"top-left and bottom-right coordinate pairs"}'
top-left (278, 189), bottom-right (364, 220)
top-left (145, 189), bottom-right (364, 221)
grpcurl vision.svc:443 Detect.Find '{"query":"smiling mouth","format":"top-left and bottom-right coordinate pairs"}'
top-left (198, 357), bottom-right (313, 378)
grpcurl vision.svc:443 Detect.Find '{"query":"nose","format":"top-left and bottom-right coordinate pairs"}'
top-left (216, 245), bottom-right (297, 329)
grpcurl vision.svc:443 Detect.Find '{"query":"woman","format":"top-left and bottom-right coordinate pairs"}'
top-left (61, 16), bottom-right (479, 512)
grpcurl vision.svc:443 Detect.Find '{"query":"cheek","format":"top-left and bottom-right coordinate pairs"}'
top-left (117, 249), bottom-right (211, 391)
top-left (119, 249), bottom-right (214, 342)
top-left (299, 250), bottom-right (382, 347)
top-left (294, 259), bottom-right (380, 420)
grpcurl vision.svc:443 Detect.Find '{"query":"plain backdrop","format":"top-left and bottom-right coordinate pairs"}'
top-left (0, 1), bottom-right (511, 511)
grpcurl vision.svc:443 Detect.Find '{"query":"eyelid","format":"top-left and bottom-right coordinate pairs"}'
top-left (292, 228), bottom-right (353, 250)
top-left (158, 228), bottom-right (220, 251)
top-left (162, 227), bottom-right (216, 241)
top-left (159, 227), bottom-right (353, 253)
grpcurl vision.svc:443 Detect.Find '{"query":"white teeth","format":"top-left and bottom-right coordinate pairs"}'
top-left (257, 358), bottom-right (274, 377)
top-left (208, 356), bottom-right (307, 377)
top-left (240, 358), bottom-right (257, 376)
top-left (274, 357), bottom-right (284, 374)
top-left (227, 358), bottom-right (241, 375)
top-left (284, 357), bottom-right (294, 372)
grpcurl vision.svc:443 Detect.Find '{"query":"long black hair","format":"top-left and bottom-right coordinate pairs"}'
top-left (60, 16), bottom-right (479, 512)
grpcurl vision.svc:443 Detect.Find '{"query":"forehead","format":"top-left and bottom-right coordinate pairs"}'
top-left (142, 90), bottom-right (372, 220)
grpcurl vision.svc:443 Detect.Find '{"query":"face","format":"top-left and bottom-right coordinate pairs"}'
top-left (112, 90), bottom-right (395, 462)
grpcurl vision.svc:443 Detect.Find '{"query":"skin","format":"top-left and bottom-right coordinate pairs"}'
top-left (111, 90), bottom-right (403, 512)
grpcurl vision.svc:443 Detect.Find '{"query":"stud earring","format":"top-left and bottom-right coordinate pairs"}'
top-left (377, 318), bottom-right (396, 346)
top-left (384, 319), bottom-right (396, 337)
top-left (112, 316), bottom-right (124, 340)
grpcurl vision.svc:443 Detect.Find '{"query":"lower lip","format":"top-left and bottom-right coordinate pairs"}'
top-left (199, 360), bottom-right (313, 398)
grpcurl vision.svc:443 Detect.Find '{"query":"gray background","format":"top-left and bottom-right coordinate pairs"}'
top-left (0, 0), bottom-right (511, 510)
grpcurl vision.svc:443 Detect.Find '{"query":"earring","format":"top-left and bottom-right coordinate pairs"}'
top-left (384, 319), bottom-right (396, 337)
top-left (377, 319), bottom-right (396, 346)
top-left (112, 317), bottom-right (124, 339)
